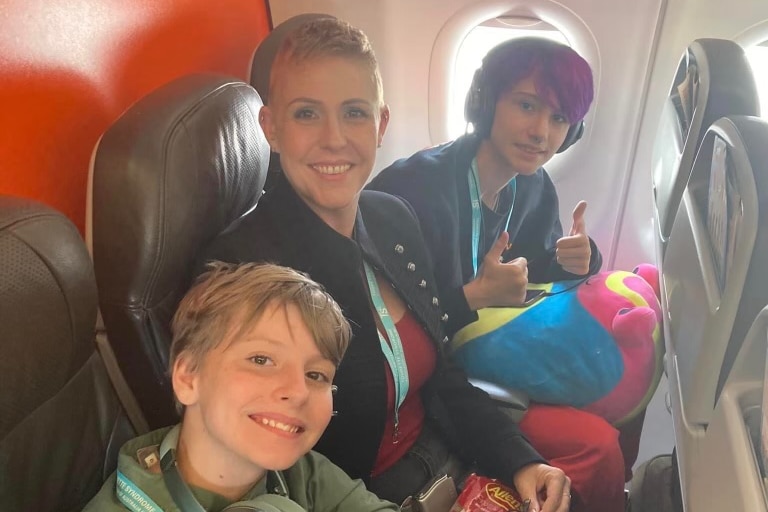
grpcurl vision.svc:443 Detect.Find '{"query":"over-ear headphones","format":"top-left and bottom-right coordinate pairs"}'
top-left (464, 38), bottom-right (586, 153)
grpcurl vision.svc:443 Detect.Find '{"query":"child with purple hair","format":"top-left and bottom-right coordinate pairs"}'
top-left (369, 38), bottom-right (627, 512)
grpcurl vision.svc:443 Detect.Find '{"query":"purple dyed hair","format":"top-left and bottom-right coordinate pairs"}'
top-left (481, 37), bottom-right (594, 124)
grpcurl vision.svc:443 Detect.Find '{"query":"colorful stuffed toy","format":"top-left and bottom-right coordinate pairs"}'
top-left (451, 264), bottom-right (664, 426)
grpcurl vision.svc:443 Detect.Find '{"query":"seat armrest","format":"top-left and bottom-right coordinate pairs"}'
top-left (468, 378), bottom-right (529, 411)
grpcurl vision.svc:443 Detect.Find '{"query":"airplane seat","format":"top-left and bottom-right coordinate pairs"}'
top-left (0, 195), bottom-right (135, 510)
top-left (653, 39), bottom-right (759, 254)
top-left (687, 304), bottom-right (768, 511)
top-left (662, 115), bottom-right (768, 509)
top-left (90, 75), bottom-right (270, 429)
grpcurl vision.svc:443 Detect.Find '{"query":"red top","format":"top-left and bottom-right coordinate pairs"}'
top-left (371, 309), bottom-right (438, 476)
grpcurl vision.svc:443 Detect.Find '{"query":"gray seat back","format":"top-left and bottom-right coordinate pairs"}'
top-left (0, 195), bottom-right (134, 511)
top-left (684, 305), bottom-right (768, 511)
top-left (91, 75), bottom-right (270, 428)
top-left (663, 115), bottom-right (768, 429)
top-left (654, 39), bottom-right (759, 248)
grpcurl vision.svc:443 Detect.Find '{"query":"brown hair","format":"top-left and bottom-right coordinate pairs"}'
top-left (170, 262), bottom-right (351, 408)
top-left (269, 17), bottom-right (384, 105)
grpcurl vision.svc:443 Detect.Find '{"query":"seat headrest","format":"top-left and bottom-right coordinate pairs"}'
top-left (675, 38), bottom-right (759, 151)
top-left (0, 195), bottom-right (97, 438)
top-left (656, 38), bottom-right (759, 244)
top-left (250, 13), bottom-right (336, 104)
top-left (91, 75), bottom-right (270, 426)
top-left (0, 195), bottom-right (133, 511)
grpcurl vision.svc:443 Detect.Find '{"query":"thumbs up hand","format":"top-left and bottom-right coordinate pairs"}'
top-left (464, 231), bottom-right (529, 310)
top-left (555, 201), bottom-right (591, 275)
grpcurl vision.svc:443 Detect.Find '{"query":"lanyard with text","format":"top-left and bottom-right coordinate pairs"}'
top-left (117, 470), bottom-right (164, 512)
top-left (363, 260), bottom-right (410, 443)
top-left (468, 158), bottom-right (516, 278)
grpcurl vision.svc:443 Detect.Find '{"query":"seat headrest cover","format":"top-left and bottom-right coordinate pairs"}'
top-left (658, 38), bottom-right (760, 242)
top-left (685, 38), bottom-right (759, 147)
top-left (93, 74), bottom-right (269, 308)
top-left (0, 195), bottom-right (97, 438)
top-left (250, 13), bottom-right (336, 104)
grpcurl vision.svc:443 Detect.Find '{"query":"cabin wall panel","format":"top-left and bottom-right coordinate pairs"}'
top-left (0, 0), bottom-right (270, 233)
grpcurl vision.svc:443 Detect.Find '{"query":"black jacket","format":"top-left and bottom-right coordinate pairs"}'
top-left (197, 174), bottom-right (544, 485)
top-left (369, 133), bottom-right (602, 335)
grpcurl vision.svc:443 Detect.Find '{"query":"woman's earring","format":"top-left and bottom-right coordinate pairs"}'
top-left (331, 384), bottom-right (338, 394)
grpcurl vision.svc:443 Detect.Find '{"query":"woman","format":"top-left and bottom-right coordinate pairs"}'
top-left (198, 17), bottom-right (570, 512)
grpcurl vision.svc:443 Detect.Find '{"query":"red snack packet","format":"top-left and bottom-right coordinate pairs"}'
top-left (450, 474), bottom-right (525, 512)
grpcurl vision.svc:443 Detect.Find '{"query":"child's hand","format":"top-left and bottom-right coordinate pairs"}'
top-left (464, 232), bottom-right (528, 310)
top-left (555, 201), bottom-right (591, 275)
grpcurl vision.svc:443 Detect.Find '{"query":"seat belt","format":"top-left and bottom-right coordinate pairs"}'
top-left (94, 309), bottom-right (151, 435)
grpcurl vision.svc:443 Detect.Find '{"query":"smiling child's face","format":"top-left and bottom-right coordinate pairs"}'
top-left (173, 301), bottom-right (336, 483)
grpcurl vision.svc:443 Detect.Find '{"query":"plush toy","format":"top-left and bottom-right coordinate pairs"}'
top-left (451, 264), bottom-right (664, 426)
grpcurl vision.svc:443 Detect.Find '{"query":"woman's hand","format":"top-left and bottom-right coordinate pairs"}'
top-left (513, 462), bottom-right (571, 512)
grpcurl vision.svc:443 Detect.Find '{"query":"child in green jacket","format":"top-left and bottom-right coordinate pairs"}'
top-left (84, 262), bottom-right (398, 512)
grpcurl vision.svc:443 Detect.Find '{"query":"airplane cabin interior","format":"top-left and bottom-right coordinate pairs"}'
top-left (3, 0), bottom-right (768, 510)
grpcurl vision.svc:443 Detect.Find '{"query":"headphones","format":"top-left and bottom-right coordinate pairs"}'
top-left (464, 37), bottom-right (586, 154)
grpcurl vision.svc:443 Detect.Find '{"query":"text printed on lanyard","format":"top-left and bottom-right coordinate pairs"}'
top-left (117, 470), bottom-right (164, 512)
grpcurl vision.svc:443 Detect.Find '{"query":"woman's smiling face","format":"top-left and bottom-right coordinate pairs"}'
top-left (261, 55), bottom-right (389, 232)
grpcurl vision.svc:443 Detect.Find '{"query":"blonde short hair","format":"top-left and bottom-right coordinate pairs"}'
top-left (170, 262), bottom-right (351, 402)
top-left (270, 17), bottom-right (384, 106)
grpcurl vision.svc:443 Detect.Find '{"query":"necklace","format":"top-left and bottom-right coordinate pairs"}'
top-left (481, 189), bottom-right (502, 212)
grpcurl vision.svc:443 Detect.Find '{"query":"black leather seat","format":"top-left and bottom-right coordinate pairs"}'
top-left (0, 195), bottom-right (134, 511)
top-left (654, 39), bottom-right (759, 250)
top-left (90, 75), bottom-right (270, 428)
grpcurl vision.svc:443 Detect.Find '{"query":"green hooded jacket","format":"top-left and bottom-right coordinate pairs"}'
top-left (83, 426), bottom-right (399, 512)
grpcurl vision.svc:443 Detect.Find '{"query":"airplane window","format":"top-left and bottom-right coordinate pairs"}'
top-left (449, 17), bottom-right (569, 139)
top-left (746, 43), bottom-right (768, 116)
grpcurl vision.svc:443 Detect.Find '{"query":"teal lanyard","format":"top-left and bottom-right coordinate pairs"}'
top-left (363, 260), bottom-right (409, 443)
top-left (467, 159), bottom-right (516, 277)
top-left (117, 470), bottom-right (164, 512)
top-left (115, 426), bottom-right (290, 512)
